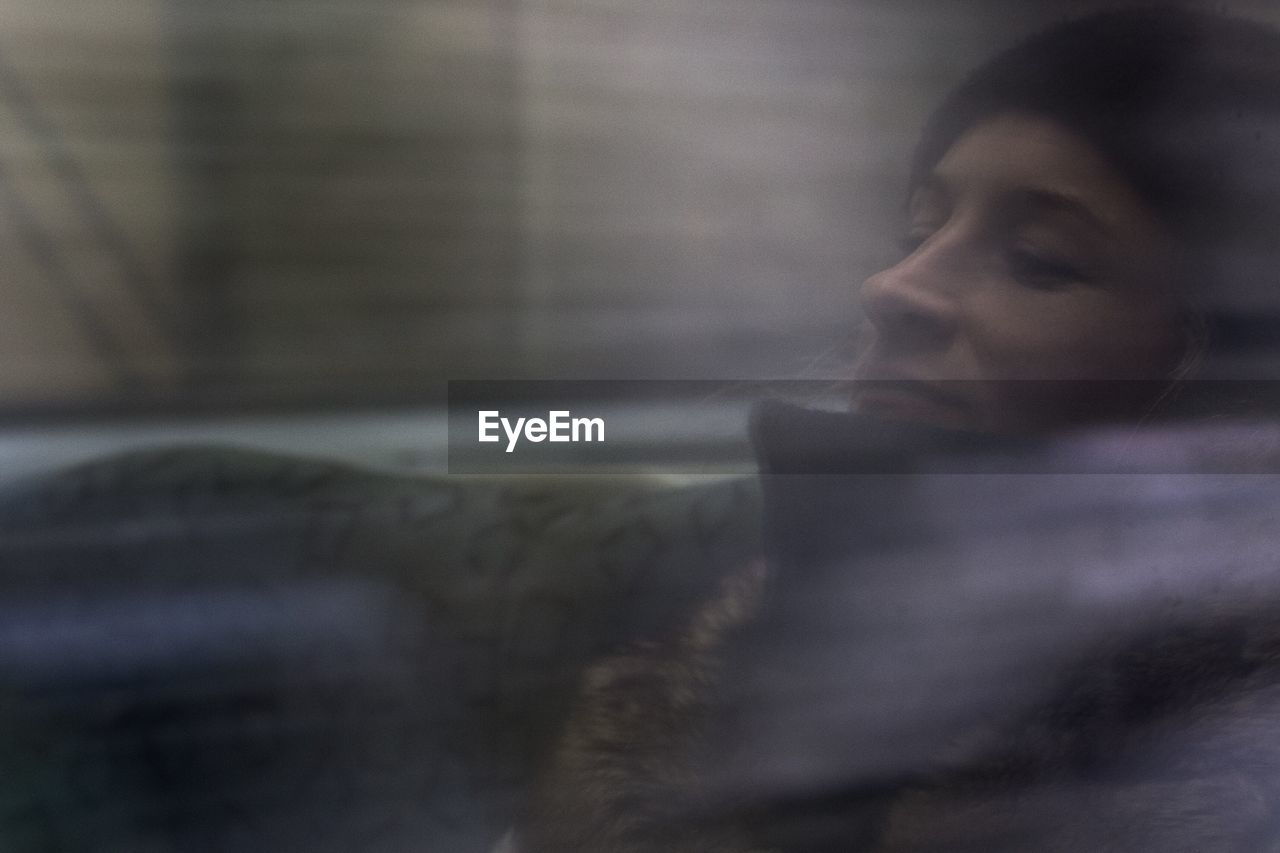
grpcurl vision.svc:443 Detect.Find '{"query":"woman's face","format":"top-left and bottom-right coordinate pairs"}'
top-left (851, 114), bottom-right (1186, 432)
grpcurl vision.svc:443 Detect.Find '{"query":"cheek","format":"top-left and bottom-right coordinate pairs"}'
top-left (968, 290), bottom-right (1181, 380)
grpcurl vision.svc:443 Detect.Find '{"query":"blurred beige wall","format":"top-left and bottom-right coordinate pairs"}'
top-left (0, 1), bottom-right (1275, 413)
top-left (0, 0), bottom-right (177, 402)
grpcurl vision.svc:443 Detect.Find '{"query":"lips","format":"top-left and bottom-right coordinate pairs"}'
top-left (852, 378), bottom-right (974, 428)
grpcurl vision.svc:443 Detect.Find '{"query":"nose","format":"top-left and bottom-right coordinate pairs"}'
top-left (858, 242), bottom-right (960, 354)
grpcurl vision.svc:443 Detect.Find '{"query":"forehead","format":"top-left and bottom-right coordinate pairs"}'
top-left (918, 114), bottom-right (1166, 240)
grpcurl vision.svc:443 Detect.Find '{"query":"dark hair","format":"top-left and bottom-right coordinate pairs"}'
top-left (911, 6), bottom-right (1280, 380)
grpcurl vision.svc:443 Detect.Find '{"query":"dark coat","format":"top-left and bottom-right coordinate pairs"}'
top-left (523, 572), bottom-right (1280, 853)
top-left (522, 409), bottom-right (1280, 852)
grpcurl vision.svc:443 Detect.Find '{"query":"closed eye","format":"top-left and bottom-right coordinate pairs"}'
top-left (1006, 246), bottom-right (1091, 288)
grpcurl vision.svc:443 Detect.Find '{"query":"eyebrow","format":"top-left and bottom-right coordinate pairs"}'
top-left (1011, 188), bottom-right (1113, 236)
top-left (911, 175), bottom-right (1114, 237)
